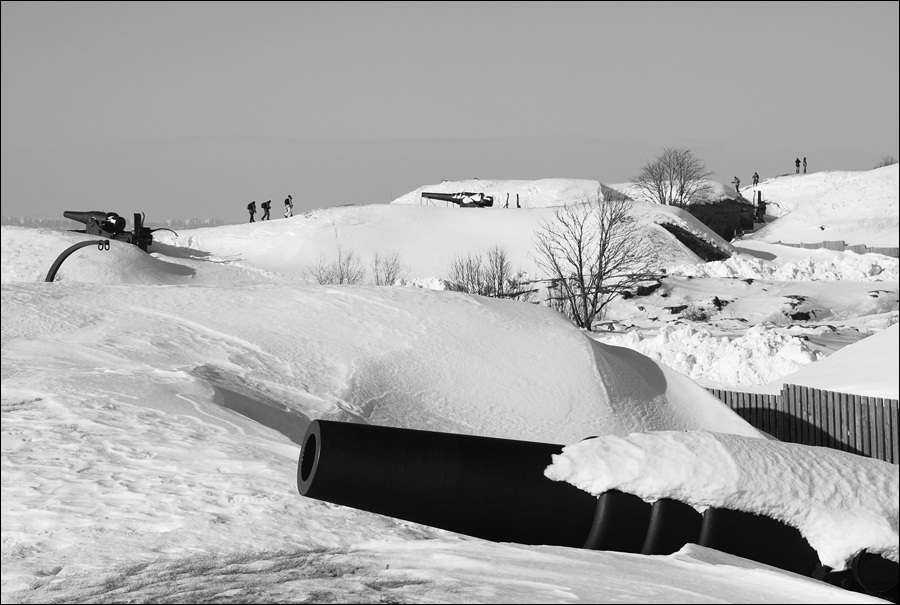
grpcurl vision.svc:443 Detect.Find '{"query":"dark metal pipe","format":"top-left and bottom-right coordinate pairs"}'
top-left (297, 420), bottom-right (598, 547)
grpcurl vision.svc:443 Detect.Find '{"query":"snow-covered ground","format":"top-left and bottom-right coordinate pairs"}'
top-left (2, 166), bottom-right (898, 603)
top-left (744, 165), bottom-right (899, 248)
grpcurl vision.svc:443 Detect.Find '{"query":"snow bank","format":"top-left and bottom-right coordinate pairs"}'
top-left (595, 324), bottom-right (821, 388)
top-left (747, 165), bottom-right (899, 248)
top-left (545, 430), bottom-right (900, 570)
top-left (759, 324), bottom-right (900, 399)
top-left (668, 250), bottom-right (899, 281)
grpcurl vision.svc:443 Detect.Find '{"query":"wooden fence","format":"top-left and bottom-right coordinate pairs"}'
top-left (773, 240), bottom-right (899, 258)
top-left (707, 384), bottom-right (899, 464)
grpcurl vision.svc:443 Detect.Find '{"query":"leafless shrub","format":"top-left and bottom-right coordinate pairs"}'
top-left (308, 246), bottom-right (366, 285)
top-left (371, 250), bottom-right (409, 286)
top-left (446, 251), bottom-right (488, 295)
top-left (873, 155), bottom-right (897, 169)
top-left (446, 245), bottom-right (534, 301)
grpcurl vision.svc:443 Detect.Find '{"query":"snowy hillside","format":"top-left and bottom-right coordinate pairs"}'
top-left (142, 199), bottom-right (733, 279)
top-left (747, 164), bottom-right (899, 247)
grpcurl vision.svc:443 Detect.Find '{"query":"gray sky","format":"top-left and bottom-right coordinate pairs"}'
top-left (2, 1), bottom-right (898, 221)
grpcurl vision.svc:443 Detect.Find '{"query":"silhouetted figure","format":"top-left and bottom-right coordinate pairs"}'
top-left (795, 158), bottom-right (801, 173)
top-left (732, 176), bottom-right (741, 192)
top-left (752, 172), bottom-right (759, 186)
top-left (756, 196), bottom-right (767, 222)
top-left (284, 195), bottom-right (293, 218)
top-left (261, 200), bottom-right (272, 221)
top-left (247, 201), bottom-right (257, 223)
top-left (802, 157), bottom-right (807, 173)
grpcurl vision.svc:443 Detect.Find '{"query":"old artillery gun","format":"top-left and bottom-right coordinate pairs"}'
top-left (45, 211), bottom-right (176, 282)
top-left (421, 191), bottom-right (494, 207)
top-left (297, 420), bottom-right (898, 601)
top-left (63, 210), bottom-right (166, 252)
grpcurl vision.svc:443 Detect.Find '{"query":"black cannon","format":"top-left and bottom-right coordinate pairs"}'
top-left (64, 210), bottom-right (170, 252)
top-left (297, 420), bottom-right (898, 601)
top-left (421, 192), bottom-right (494, 208)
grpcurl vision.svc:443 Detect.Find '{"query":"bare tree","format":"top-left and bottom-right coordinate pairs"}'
top-left (631, 147), bottom-right (714, 207)
top-left (446, 245), bottom-right (535, 301)
top-left (874, 155), bottom-right (897, 169)
top-left (532, 192), bottom-right (660, 330)
top-left (308, 246), bottom-right (366, 285)
top-left (371, 250), bottom-right (409, 285)
top-left (446, 250), bottom-right (488, 295)
top-left (484, 245), bottom-right (515, 297)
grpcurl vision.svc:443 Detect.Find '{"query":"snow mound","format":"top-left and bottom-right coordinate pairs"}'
top-left (0, 282), bottom-right (763, 444)
top-left (1, 227), bottom-right (196, 285)
top-left (595, 324), bottom-right (821, 388)
top-left (668, 250), bottom-right (899, 281)
top-left (152, 201), bottom-right (725, 279)
top-left (761, 324), bottom-right (900, 399)
top-left (747, 165), bottom-right (899, 248)
top-left (546, 430), bottom-right (899, 569)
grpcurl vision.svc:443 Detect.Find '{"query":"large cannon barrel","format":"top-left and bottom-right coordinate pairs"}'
top-left (297, 420), bottom-right (599, 547)
top-left (421, 192), bottom-right (466, 204)
top-left (421, 192), bottom-right (493, 207)
top-left (63, 211), bottom-right (113, 225)
top-left (64, 211), bottom-right (126, 235)
top-left (297, 420), bottom-right (899, 601)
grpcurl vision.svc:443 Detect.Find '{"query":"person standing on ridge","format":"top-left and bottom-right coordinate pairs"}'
top-left (803, 157), bottom-right (807, 173)
top-left (284, 195), bottom-right (293, 218)
top-left (261, 200), bottom-right (271, 221)
top-left (732, 176), bottom-right (741, 192)
top-left (752, 172), bottom-right (759, 186)
top-left (795, 158), bottom-right (801, 173)
top-left (247, 201), bottom-right (257, 223)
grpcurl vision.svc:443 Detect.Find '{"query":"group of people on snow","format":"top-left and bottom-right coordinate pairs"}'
top-left (734, 155), bottom-right (808, 195)
top-left (732, 171), bottom-right (760, 193)
top-left (247, 195), bottom-right (293, 222)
